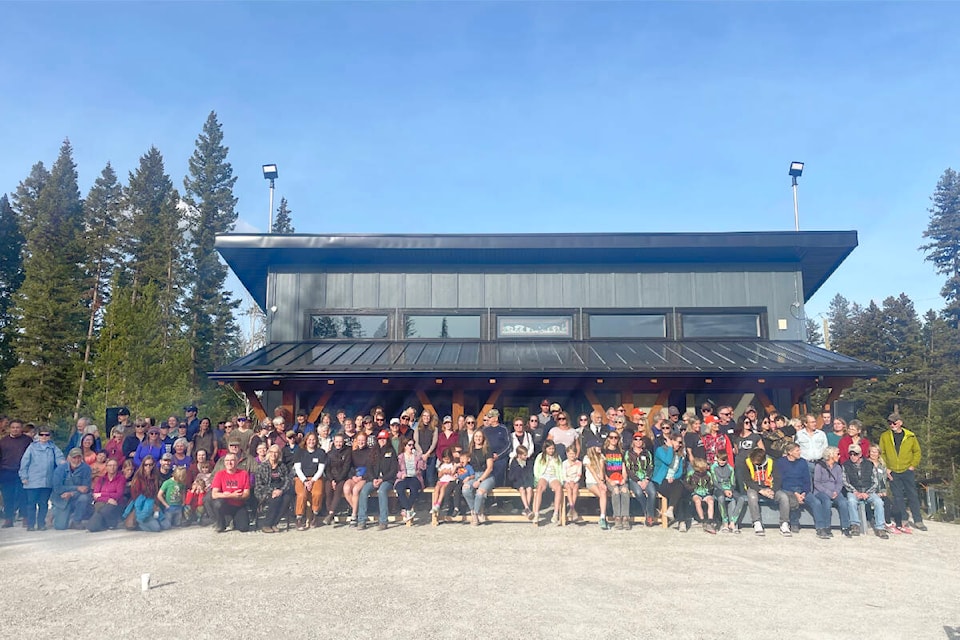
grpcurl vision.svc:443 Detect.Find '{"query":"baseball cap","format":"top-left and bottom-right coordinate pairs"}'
top-left (160, 453), bottom-right (173, 461)
top-left (377, 430), bottom-right (390, 439)
top-left (549, 403), bottom-right (561, 412)
top-left (848, 444), bottom-right (862, 455)
top-left (68, 447), bottom-right (83, 458)
top-left (887, 413), bottom-right (902, 423)
top-left (117, 407), bottom-right (130, 416)
top-left (184, 405), bottom-right (198, 413)
top-left (668, 406), bottom-right (680, 416)
top-left (227, 437), bottom-right (242, 446)
top-left (486, 408), bottom-right (500, 419)
top-left (442, 415), bottom-right (452, 423)
top-left (389, 417), bottom-right (400, 425)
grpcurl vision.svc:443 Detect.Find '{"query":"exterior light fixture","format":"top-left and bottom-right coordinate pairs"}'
top-left (263, 164), bottom-right (278, 232)
top-left (788, 161), bottom-right (804, 231)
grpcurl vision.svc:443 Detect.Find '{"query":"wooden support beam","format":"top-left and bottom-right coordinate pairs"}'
top-left (452, 389), bottom-right (464, 424)
top-left (281, 390), bottom-right (295, 424)
top-left (753, 390), bottom-right (777, 416)
top-left (236, 383), bottom-right (267, 422)
top-left (620, 390), bottom-right (636, 416)
top-left (306, 389), bottom-right (335, 424)
top-left (415, 390), bottom-right (438, 419)
top-left (648, 390), bottom-right (671, 427)
top-left (584, 390), bottom-right (605, 418)
top-left (478, 388), bottom-right (503, 420)
top-left (820, 378), bottom-right (854, 426)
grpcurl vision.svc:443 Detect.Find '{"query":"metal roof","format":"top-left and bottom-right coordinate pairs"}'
top-left (210, 339), bottom-right (884, 381)
top-left (215, 231), bottom-right (859, 308)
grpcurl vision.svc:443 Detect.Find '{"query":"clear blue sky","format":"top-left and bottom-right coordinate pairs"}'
top-left (2, 2), bottom-right (956, 323)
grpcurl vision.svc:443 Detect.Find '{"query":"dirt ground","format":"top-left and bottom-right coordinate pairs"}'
top-left (1, 517), bottom-right (959, 640)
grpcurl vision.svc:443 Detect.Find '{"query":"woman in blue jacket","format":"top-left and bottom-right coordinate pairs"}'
top-left (653, 434), bottom-right (689, 531)
top-left (18, 428), bottom-right (65, 531)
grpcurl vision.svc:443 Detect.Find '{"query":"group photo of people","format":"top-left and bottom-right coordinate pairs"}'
top-left (0, 399), bottom-right (929, 539)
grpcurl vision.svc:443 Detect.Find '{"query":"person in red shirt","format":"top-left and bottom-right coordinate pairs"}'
top-left (211, 453), bottom-right (251, 533)
top-left (837, 420), bottom-right (871, 464)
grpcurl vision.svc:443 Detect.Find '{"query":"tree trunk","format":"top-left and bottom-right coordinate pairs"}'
top-left (74, 260), bottom-right (103, 419)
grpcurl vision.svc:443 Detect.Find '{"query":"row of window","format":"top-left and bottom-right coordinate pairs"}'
top-left (309, 310), bottom-right (763, 340)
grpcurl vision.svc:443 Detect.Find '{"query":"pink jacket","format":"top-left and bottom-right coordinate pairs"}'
top-left (94, 473), bottom-right (127, 504)
top-left (396, 451), bottom-right (427, 487)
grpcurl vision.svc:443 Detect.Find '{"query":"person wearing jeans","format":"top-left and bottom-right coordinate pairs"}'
top-left (842, 443), bottom-right (889, 538)
top-left (771, 443), bottom-right (813, 536)
top-left (18, 429), bottom-right (65, 531)
top-left (461, 430), bottom-right (496, 525)
top-left (359, 430), bottom-right (398, 530)
top-left (0, 420), bottom-right (32, 527)
top-left (812, 447), bottom-right (851, 538)
top-left (51, 449), bottom-right (93, 530)
top-left (626, 434), bottom-right (658, 526)
top-left (395, 440), bottom-right (426, 524)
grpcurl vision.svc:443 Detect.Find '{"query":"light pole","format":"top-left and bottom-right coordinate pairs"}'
top-left (262, 164), bottom-right (278, 232)
top-left (788, 161), bottom-right (804, 231)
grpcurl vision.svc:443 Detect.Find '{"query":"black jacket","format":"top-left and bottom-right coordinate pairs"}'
top-left (327, 445), bottom-right (352, 482)
top-left (374, 443), bottom-right (399, 482)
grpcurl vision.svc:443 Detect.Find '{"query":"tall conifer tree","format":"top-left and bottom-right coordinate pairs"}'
top-left (182, 111), bottom-right (239, 393)
top-left (272, 197), bottom-right (295, 233)
top-left (7, 141), bottom-right (87, 420)
top-left (0, 195), bottom-right (25, 411)
top-left (922, 168), bottom-right (960, 327)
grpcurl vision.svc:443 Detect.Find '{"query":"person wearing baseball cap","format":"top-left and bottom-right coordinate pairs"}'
top-left (50, 447), bottom-right (92, 530)
top-left (842, 443), bottom-right (888, 538)
top-left (536, 400), bottom-right (555, 431)
top-left (358, 430), bottom-right (397, 531)
top-left (878, 413), bottom-right (926, 531)
top-left (183, 405), bottom-right (200, 440)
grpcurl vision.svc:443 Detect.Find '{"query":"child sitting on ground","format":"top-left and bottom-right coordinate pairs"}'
top-left (685, 458), bottom-right (716, 533)
top-left (561, 445), bottom-right (583, 523)
top-left (507, 445), bottom-right (535, 519)
top-left (432, 449), bottom-right (457, 525)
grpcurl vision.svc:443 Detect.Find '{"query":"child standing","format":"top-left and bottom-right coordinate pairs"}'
top-left (561, 446), bottom-right (583, 524)
top-left (685, 458), bottom-right (716, 533)
top-left (710, 451), bottom-right (743, 533)
top-left (183, 477), bottom-right (206, 525)
top-left (432, 449), bottom-right (457, 525)
top-left (157, 467), bottom-right (186, 527)
top-left (507, 445), bottom-right (535, 519)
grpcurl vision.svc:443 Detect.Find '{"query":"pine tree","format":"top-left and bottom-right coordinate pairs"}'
top-left (272, 197), bottom-right (295, 233)
top-left (123, 146), bottom-right (183, 351)
top-left (804, 317), bottom-right (823, 346)
top-left (6, 141), bottom-right (87, 420)
top-left (0, 194), bottom-right (25, 411)
top-left (182, 111), bottom-right (239, 393)
top-left (74, 163), bottom-right (123, 417)
top-left (921, 168), bottom-right (960, 327)
top-left (11, 162), bottom-right (50, 240)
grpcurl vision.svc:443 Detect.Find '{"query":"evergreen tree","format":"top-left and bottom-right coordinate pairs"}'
top-left (920, 310), bottom-right (960, 477)
top-left (0, 194), bottom-right (25, 411)
top-left (123, 146), bottom-right (183, 351)
top-left (921, 168), bottom-right (960, 327)
top-left (6, 141), bottom-right (87, 420)
top-left (11, 162), bottom-right (50, 240)
top-left (804, 317), bottom-right (823, 346)
top-left (826, 293), bottom-right (858, 352)
top-left (272, 197), bottom-right (295, 233)
top-left (74, 163), bottom-right (123, 417)
top-left (182, 112), bottom-right (239, 393)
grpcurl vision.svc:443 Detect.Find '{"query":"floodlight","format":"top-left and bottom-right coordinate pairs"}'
top-left (788, 161), bottom-right (804, 178)
top-left (262, 164), bottom-right (278, 180)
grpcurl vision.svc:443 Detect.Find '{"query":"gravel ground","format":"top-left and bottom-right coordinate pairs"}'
top-left (1, 518), bottom-right (958, 639)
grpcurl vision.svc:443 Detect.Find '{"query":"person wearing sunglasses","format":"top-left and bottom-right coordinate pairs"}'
top-left (878, 413), bottom-right (926, 531)
top-left (18, 429), bottom-right (65, 531)
top-left (395, 438), bottom-right (426, 525)
top-left (841, 444), bottom-right (888, 539)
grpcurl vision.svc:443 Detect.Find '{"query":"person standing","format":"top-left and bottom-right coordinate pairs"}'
top-left (183, 405), bottom-right (200, 441)
top-left (879, 413), bottom-right (927, 531)
top-left (795, 414), bottom-right (828, 474)
top-left (0, 419), bottom-right (32, 527)
top-left (18, 428), bottom-right (65, 531)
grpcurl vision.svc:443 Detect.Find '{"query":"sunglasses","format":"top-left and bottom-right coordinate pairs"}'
top-left (558, 417), bottom-right (568, 422)
top-left (400, 416), bottom-right (411, 421)
top-left (39, 433), bottom-right (52, 437)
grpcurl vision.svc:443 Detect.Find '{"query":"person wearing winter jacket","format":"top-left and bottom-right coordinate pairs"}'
top-left (18, 428), bottom-right (65, 531)
top-left (50, 448), bottom-right (93, 530)
top-left (842, 443), bottom-right (888, 539)
top-left (878, 413), bottom-right (927, 531)
top-left (811, 446), bottom-right (851, 538)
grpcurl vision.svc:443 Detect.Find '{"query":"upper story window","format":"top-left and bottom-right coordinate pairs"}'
top-left (497, 315), bottom-right (572, 339)
top-left (404, 314), bottom-right (481, 339)
top-left (681, 313), bottom-right (761, 338)
top-left (588, 314), bottom-right (666, 338)
top-left (311, 314), bottom-right (388, 339)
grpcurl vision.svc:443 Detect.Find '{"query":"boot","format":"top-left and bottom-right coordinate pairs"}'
top-left (296, 516), bottom-right (307, 531)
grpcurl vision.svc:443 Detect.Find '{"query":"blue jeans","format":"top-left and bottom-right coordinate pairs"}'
top-left (359, 480), bottom-right (393, 524)
top-left (847, 492), bottom-right (884, 530)
top-left (628, 478), bottom-right (658, 518)
top-left (807, 492), bottom-right (835, 529)
top-left (0, 470), bottom-right (23, 521)
top-left (165, 505), bottom-right (183, 527)
top-left (461, 476), bottom-right (496, 514)
top-left (23, 488), bottom-right (52, 528)
top-left (714, 490), bottom-right (746, 525)
top-left (140, 514), bottom-right (172, 532)
top-left (52, 494), bottom-right (92, 530)
top-left (425, 456), bottom-right (438, 487)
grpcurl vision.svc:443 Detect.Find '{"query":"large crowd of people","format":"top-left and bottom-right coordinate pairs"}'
top-left (0, 400), bottom-right (929, 538)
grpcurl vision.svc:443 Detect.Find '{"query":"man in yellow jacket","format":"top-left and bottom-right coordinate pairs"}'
top-left (878, 413), bottom-right (927, 531)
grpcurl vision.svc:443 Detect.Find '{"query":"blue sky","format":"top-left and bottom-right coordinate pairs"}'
top-left (1, 2), bottom-right (956, 323)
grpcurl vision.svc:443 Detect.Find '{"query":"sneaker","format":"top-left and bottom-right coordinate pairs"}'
top-left (37, 524), bottom-right (47, 531)
top-left (358, 521), bottom-right (367, 531)
top-left (897, 525), bottom-right (912, 534)
top-left (551, 512), bottom-right (558, 524)
top-left (431, 511), bottom-right (439, 527)
top-left (913, 521), bottom-right (928, 532)
top-left (705, 523), bottom-right (717, 535)
top-left (522, 508), bottom-right (532, 519)
top-left (780, 522), bottom-right (792, 537)
top-left (842, 528), bottom-right (853, 538)
top-left (678, 522), bottom-right (688, 533)
top-left (719, 524), bottom-right (731, 534)
top-left (26, 525), bottom-right (36, 532)
top-left (733, 525), bottom-right (741, 534)
top-left (850, 523), bottom-right (861, 536)
top-left (790, 524), bottom-right (800, 535)
top-left (478, 512), bottom-right (487, 524)
top-left (875, 527), bottom-right (889, 539)
top-left (348, 518), bottom-right (358, 528)
top-left (614, 517), bottom-right (624, 530)
top-left (261, 526), bottom-right (275, 534)
top-left (624, 517), bottom-right (632, 531)
top-left (296, 517), bottom-right (307, 531)
top-left (311, 514), bottom-right (322, 528)
top-left (664, 506), bottom-right (674, 521)
top-left (214, 526), bottom-right (226, 533)
top-left (816, 528), bottom-right (830, 539)
top-left (599, 516), bottom-right (609, 530)
top-left (645, 517), bottom-right (656, 528)
top-left (753, 521), bottom-right (764, 536)
top-left (323, 514), bottom-right (335, 526)
top-left (886, 523), bottom-right (901, 534)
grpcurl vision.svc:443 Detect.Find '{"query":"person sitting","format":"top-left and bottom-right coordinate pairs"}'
top-left (653, 434), bottom-right (687, 531)
top-left (685, 457), bottom-right (716, 533)
top-left (87, 458), bottom-right (126, 532)
top-left (812, 446), bottom-right (852, 538)
top-left (741, 447), bottom-right (788, 536)
top-left (531, 440), bottom-right (563, 527)
top-left (255, 445), bottom-right (291, 533)
top-left (625, 434), bottom-right (657, 527)
top-left (772, 443), bottom-right (813, 537)
top-left (211, 452), bottom-right (252, 533)
top-left (710, 451), bottom-right (744, 533)
top-left (842, 443), bottom-right (888, 539)
top-left (51, 448), bottom-right (93, 530)
top-left (358, 430), bottom-right (398, 531)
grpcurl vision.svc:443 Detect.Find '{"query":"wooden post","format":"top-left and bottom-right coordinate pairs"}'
top-left (452, 389), bottom-right (465, 424)
top-left (306, 390), bottom-right (335, 424)
top-left (753, 390), bottom-right (778, 416)
top-left (415, 390), bottom-right (438, 419)
top-left (281, 390), bottom-right (295, 424)
top-left (583, 390), bottom-right (605, 417)
top-left (620, 390), bottom-right (636, 415)
top-left (648, 390), bottom-right (670, 427)
top-left (820, 377), bottom-right (853, 425)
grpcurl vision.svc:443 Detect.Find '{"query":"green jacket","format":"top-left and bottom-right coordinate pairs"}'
top-left (879, 427), bottom-right (921, 473)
